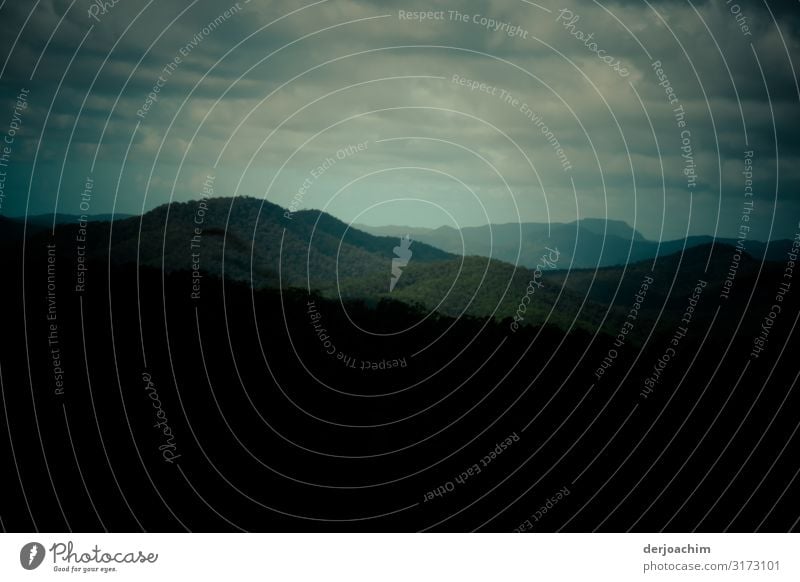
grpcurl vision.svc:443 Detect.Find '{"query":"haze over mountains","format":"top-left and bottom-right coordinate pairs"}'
top-left (11, 204), bottom-right (793, 271)
top-left (3, 196), bottom-right (793, 342)
top-left (356, 221), bottom-right (794, 269)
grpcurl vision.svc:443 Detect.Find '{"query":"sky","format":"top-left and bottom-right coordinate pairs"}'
top-left (0, 0), bottom-right (798, 240)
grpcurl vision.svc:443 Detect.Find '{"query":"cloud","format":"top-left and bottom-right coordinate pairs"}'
top-left (0, 0), bottom-right (797, 239)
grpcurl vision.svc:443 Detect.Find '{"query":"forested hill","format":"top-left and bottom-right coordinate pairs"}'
top-left (17, 196), bottom-right (454, 290)
top-left (5, 197), bottom-right (795, 341)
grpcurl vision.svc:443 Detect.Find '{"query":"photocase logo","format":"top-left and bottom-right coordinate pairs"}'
top-left (87, 0), bottom-right (122, 22)
top-left (390, 235), bottom-right (413, 292)
top-left (20, 542), bottom-right (45, 570)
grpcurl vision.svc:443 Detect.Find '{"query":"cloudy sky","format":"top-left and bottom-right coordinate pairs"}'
top-left (0, 0), bottom-right (798, 240)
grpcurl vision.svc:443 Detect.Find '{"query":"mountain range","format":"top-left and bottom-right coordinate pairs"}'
top-left (3, 197), bottom-right (792, 342)
top-left (355, 220), bottom-right (793, 269)
top-left (2, 197), bottom-right (798, 531)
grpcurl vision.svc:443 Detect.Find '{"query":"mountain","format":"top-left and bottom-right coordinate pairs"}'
top-left (573, 218), bottom-right (645, 240)
top-left (3, 198), bottom-right (798, 532)
top-left (9, 212), bottom-right (134, 228)
top-left (354, 220), bottom-right (793, 269)
top-left (0, 215), bottom-right (27, 244)
top-left (24, 197), bottom-right (454, 290)
top-left (13, 197), bottom-right (791, 344)
top-left (14, 198), bottom-right (597, 330)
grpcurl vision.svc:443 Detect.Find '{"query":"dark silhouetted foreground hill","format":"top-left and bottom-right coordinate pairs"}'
top-left (0, 208), bottom-right (798, 531)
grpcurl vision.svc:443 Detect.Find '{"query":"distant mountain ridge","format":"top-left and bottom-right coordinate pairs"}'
top-left (9, 210), bottom-right (790, 270)
top-left (354, 220), bottom-right (792, 268)
top-left (9, 197), bottom-right (791, 341)
top-left (8, 212), bottom-right (134, 227)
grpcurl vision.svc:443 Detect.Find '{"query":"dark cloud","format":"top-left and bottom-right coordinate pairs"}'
top-left (0, 0), bottom-right (798, 239)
